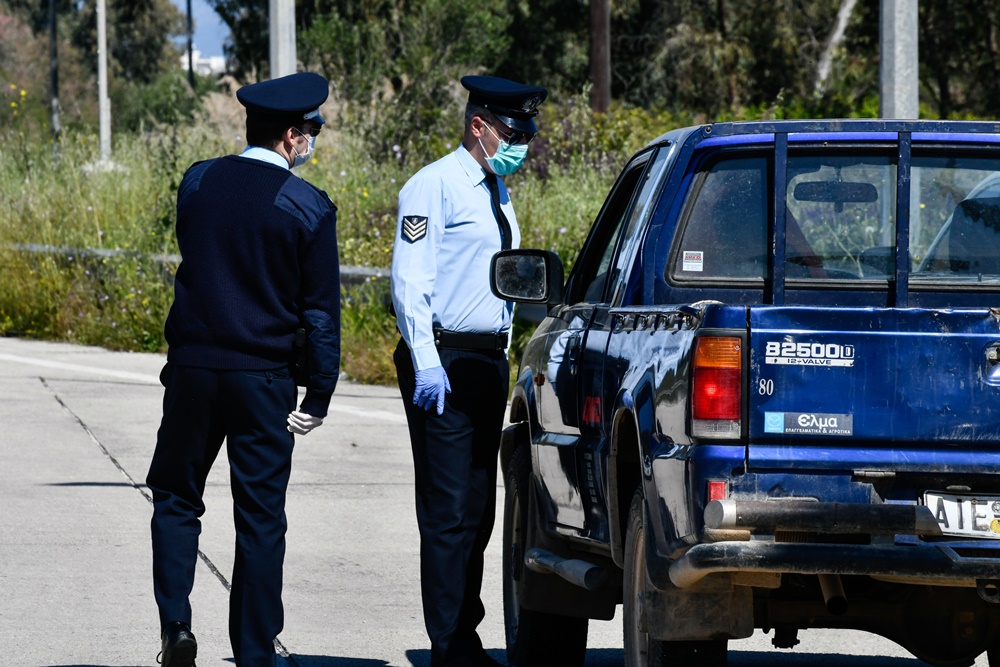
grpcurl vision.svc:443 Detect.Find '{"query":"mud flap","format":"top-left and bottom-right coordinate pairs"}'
top-left (640, 490), bottom-right (753, 640)
top-left (644, 574), bottom-right (754, 641)
top-left (518, 461), bottom-right (619, 621)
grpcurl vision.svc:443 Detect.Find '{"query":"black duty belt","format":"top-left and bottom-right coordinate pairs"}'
top-left (434, 328), bottom-right (509, 351)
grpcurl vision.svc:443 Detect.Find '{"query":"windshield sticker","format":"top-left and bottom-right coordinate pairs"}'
top-left (764, 341), bottom-right (855, 367)
top-left (765, 411), bottom-right (854, 436)
top-left (682, 250), bottom-right (704, 272)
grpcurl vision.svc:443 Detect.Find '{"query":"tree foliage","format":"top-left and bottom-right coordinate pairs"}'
top-left (919, 1), bottom-right (1000, 119)
top-left (494, 0), bottom-right (1000, 121)
top-left (72, 0), bottom-right (186, 84)
top-left (6, 0), bottom-right (1000, 143)
top-left (0, 0), bottom-right (190, 131)
top-left (203, 0), bottom-right (269, 81)
top-left (298, 0), bottom-right (511, 163)
top-left (496, 0), bottom-right (590, 95)
top-left (0, 1), bottom-right (98, 131)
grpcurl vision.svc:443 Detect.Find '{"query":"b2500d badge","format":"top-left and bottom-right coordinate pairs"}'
top-left (764, 341), bottom-right (855, 367)
top-left (764, 411), bottom-right (854, 436)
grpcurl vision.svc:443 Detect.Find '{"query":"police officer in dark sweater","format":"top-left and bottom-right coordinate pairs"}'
top-left (146, 72), bottom-right (340, 667)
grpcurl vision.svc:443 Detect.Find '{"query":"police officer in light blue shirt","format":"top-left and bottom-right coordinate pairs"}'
top-left (391, 75), bottom-right (547, 667)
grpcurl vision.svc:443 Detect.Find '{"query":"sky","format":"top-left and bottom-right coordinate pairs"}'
top-left (170, 0), bottom-right (230, 58)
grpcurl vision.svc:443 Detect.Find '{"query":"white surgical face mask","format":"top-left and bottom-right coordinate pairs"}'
top-left (479, 122), bottom-right (528, 176)
top-left (291, 128), bottom-right (316, 168)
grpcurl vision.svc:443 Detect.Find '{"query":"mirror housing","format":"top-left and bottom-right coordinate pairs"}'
top-left (490, 249), bottom-right (565, 307)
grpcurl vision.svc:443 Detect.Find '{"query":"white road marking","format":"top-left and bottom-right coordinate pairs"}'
top-left (0, 352), bottom-right (409, 424)
top-left (0, 352), bottom-right (161, 384)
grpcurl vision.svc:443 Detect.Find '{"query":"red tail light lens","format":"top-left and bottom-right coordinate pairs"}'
top-left (691, 336), bottom-right (742, 439)
top-left (708, 480), bottom-right (728, 502)
top-left (692, 368), bottom-right (741, 419)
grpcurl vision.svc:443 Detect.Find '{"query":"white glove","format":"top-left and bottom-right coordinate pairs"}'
top-left (287, 410), bottom-right (324, 435)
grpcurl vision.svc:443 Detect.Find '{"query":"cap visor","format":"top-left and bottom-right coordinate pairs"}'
top-left (304, 109), bottom-right (326, 124)
top-left (493, 114), bottom-right (536, 135)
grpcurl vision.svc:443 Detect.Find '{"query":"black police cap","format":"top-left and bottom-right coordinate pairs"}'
top-left (461, 75), bottom-right (548, 135)
top-left (237, 72), bottom-right (329, 124)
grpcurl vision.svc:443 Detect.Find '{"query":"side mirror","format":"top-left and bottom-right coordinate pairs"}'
top-left (490, 249), bottom-right (565, 307)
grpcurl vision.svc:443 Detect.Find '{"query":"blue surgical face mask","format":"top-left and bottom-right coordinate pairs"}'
top-left (291, 128), bottom-right (316, 168)
top-left (480, 123), bottom-right (528, 176)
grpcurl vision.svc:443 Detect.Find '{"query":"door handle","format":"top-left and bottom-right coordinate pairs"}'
top-left (568, 333), bottom-right (582, 376)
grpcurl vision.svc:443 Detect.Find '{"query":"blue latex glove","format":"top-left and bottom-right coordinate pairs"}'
top-left (414, 366), bottom-right (452, 415)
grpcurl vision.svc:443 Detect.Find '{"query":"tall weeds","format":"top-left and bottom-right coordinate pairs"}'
top-left (0, 96), bottom-right (688, 383)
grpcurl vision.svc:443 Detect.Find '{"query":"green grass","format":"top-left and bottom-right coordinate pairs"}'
top-left (0, 98), bottom-right (689, 383)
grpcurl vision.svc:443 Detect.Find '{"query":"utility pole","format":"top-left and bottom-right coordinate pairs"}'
top-left (49, 0), bottom-right (61, 148)
top-left (269, 0), bottom-right (296, 78)
top-left (186, 0), bottom-right (195, 88)
top-left (97, 0), bottom-right (111, 162)
top-left (589, 0), bottom-right (611, 113)
top-left (879, 0), bottom-right (919, 118)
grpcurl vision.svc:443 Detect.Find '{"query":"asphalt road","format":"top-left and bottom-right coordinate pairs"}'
top-left (0, 336), bottom-right (987, 666)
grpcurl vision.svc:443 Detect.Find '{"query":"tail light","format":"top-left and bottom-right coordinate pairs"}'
top-left (708, 480), bottom-right (728, 502)
top-left (691, 336), bottom-right (742, 439)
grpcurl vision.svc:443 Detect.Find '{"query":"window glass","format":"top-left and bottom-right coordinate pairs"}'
top-left (784, 155), bottom-right (896, 280)
top-left (673, 157), bottom-right (768, 280)
top-left (566, 157), bottom-right (649, 303)
top-left (608, 148), bottom-right (670, 305)
top-left (911, 156), bottom-right (1000, 284)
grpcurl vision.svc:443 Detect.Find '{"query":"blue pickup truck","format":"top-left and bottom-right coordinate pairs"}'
top-left (491, 119), bottom-right (1000, 667)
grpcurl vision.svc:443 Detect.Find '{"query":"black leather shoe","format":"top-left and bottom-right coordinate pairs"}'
top-left (159, 621), bottom-right (197, 667)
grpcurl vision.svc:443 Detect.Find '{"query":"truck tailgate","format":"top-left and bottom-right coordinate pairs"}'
top-left (748, 307), bottom-right (1000, 456)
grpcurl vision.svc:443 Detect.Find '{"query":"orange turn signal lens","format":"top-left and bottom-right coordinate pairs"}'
top-left (693, 336), bottom-right (742, 369)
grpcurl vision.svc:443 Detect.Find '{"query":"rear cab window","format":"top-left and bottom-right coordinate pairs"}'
top-left (911, 156), bottom-right (1000, 286)
top-left (666, 141), bottom-right (1000, 295)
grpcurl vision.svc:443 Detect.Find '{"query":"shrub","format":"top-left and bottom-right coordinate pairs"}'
top-left (0, 95), bottom-right (701, 383)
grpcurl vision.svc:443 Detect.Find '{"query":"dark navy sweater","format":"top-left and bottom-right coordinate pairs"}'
top-left (164, 155), bottom-right (340, 417)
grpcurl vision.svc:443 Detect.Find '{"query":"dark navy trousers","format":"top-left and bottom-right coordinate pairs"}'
top-left (147, 363), bottom-right (296, 667)
top-left (394, 340), bottom-right (510, 667)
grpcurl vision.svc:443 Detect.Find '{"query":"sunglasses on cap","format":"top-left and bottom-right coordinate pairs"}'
top-left (484, 119), bottom-right (535, 145)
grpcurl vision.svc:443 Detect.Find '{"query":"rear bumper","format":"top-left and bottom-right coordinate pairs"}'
top-left (669, 540), bottom-right (1000, 588)
top-left (668, 498), bottom-right (1000, 589)
top-left (651, 449), bottom-right (1000, 590)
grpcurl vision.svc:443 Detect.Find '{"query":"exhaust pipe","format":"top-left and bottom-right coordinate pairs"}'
top-left (818, 574), bottom-right (847, 615)
top-left (524, 547), bottom-right (608, 591)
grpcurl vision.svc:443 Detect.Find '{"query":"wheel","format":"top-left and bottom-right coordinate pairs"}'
top-left (623, 488), bottom-right (728, 667)
top-left (503, 445), bottom-right (588, 667)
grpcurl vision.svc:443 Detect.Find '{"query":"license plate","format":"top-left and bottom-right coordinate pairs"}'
top-left (924, 492), bottom-right (1000, 539)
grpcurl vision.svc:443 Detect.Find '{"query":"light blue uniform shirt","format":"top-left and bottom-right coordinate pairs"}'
top-left (392, 144), bottom-right (520, 371)
top-left (240, 146), bottom-right (290, 169)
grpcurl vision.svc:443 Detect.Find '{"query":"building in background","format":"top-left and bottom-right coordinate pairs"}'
top-left (179, 47), bottom-right (226, 77)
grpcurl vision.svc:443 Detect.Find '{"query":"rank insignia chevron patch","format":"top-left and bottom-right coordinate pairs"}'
top-left (401, 215), bottom-right (428, 243)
